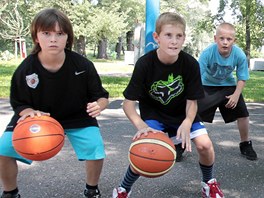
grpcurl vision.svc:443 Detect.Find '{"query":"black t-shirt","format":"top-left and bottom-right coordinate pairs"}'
top-left (123, 49), bottom-right (204, 125)
top-left (6, 50), bottom-right (109, 131)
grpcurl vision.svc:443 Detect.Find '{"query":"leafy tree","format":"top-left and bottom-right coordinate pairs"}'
top-left (87, 2), bottom-right (128, 59)
top-left (229, 0), bottom-right (264, 59)
top-left (93, 0), bottom-right (145, 59)
top-left (65, 1), bottom-right (93, 56)
top-left (117, 0), bottom-right (145, 52)
top-left (0, 0), bottom-right (29, 57)
top-left (24, 0), bottom-right (91, 55)
top-left (191, 0), bottom-right (263, 60)
top-left (161, 0), bottom-right (212, 57)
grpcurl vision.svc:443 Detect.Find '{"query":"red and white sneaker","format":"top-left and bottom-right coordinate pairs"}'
top-left (112, 187), bottom-right (131, 198)
top-left (201, 178), bottom-right (224, 198)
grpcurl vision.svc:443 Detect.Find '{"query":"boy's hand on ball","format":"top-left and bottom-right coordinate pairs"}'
top-left (18, 109), bottom-right (50, 123)
top-left (133, 127), bottom-right (163, 140)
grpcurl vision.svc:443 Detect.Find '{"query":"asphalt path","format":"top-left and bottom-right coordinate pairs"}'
top-left (0, 98), bottom-right (263, 198)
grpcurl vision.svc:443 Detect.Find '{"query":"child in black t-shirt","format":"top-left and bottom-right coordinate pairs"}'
top-left (0, 8), bottom-right (108, 198)
top-left (112, 12), bottom-right (224, 198)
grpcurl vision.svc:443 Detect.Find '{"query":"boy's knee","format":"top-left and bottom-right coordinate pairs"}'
top-left (196, 141), bottom-right (213, 154)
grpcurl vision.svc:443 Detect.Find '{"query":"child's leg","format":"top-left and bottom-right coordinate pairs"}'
top-left (85, 159), bottom-right (104, 186)
top-left (119, 165), bottom-right (140, 193)
top-left (191, 123), bottom-right (224, 197)
top-left (112, 165), bottom-right (140, 197)
top-left (192, 133), bottom-right (215, 182)
top-left (193, 134), bottom-right (215, 165)
top-left (0, 156), bottom-right (18, 192)
top-left (66, 127), bottom-right (105, 197)
top-left (0, 131), bottom-right (32, 197)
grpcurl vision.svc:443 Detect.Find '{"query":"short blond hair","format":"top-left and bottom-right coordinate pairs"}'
top-left (155, 12), bottom-right (186, 35)
top-left (216, 22), bottom-right (236, 36)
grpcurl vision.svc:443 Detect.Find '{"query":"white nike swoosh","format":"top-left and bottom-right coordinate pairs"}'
top-left (75, 71), bottom-right (86, 75)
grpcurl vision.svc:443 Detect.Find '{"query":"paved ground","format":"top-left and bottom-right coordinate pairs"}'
top-left (0, 98), bottom-right (264, 198)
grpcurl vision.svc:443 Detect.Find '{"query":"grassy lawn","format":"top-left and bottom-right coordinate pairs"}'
top-left (243, 71), bottom-right (264, 102)
top-left (0, 59), bottom-right (264, 102)
top-left (0, 60), bottom-right (18, 98)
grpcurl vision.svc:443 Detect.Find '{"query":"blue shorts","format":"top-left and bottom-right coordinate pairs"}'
top-left (145, 120), bottom-right (208, 145)
top-left (0, 126), bottom-right (105, 165)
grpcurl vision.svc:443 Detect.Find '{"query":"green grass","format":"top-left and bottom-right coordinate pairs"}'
top-left (101, 76), bottom-right (129, 98)
top-left (0, 61), bottom-right (18, 98)
top-left (243, 71), bottom-right (264, 102)
top-left (0, 60), bottom-right (264, 102)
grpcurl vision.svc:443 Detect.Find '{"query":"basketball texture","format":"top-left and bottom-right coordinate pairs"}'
top-left (12, 115), bottom-right (65, 161)
top-left (128, 132), bottom-right (176, 178)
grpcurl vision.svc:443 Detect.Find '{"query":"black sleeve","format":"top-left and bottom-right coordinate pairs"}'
top-left (184, 56), bottom-right (204, 100)
top-left (10, 59), bottom-right (34, 115)
top-left (85, 61), bottom-right (109, 101)
top-left (123, 58), bottom-right (147, 101)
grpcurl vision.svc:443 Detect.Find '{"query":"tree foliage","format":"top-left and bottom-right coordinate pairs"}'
top-left (0, 1), bottom-right (29, 40)
top-left (230, 0), bottom-right (264, 51)
top-left (0, 0), bottom-right (263, 60)
top-left (87, 2), bottom-right (128, 45)
top-left (161, 0), bottom-right (213, 57)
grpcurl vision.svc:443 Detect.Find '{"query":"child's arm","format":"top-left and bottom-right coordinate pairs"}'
top-left (176, 99), bottom-right (198, 152)
top-left (87, 97), bottom-right (109, 118)
top-left (225, 80), bottom-right (245, 109)
top-left (123, 99), bottom-right (162, 140)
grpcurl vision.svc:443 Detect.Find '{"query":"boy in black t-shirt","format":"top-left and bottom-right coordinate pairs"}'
top-left (112, 12), bottom-right (224, 198)
top-left (0, 8), bottom-right (108, 198)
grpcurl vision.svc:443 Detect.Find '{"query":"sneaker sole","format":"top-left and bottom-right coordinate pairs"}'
top-left (241, 153), bottom-right (258, 161)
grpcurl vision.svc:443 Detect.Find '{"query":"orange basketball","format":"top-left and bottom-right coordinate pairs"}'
top-left (128, 132), bottom-right (176, 178)
top-left (12, 115), bottom-right (65, 161)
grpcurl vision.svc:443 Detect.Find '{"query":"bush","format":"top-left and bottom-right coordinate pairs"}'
top-left (0, 50), bottom-right (15, 61)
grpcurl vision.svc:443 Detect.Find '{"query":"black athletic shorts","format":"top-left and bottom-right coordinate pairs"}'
top-left (197, 86), bottom-right (249, 123)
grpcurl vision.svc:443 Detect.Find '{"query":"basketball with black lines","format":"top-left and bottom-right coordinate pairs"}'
top-left (12, 115), bottom-right (65, 161)
top-left (128, 132), bottom-right (176, 178)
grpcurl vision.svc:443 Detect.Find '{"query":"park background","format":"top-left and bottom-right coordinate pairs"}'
top-left (0, 1), bottom-right (264, 197)
top-left (0, 0), bottom-right (264, 101)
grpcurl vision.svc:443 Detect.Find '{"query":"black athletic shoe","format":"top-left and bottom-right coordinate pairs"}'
top-left (239, 140), bottom-right (257, 160)
top-left (1, 193), bottom-right (20, 198)
top-left (84, 188), bottom-right (101, 198)
top-left (175, 143), bottom-right (185, 162)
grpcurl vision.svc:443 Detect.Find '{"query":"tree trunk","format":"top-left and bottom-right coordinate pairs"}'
top-left (97, 38), bottom-right (108, 59)
top-left (126, 31), bottom-right (134, 51)
top-left (115, 37), bottom-right (123, 59)
top-left (93, 43), bottom-right (97, 57)
top-left (245, 0), bottom-right (251, 67)
top-left (75, 35), bottom-right (86, 57)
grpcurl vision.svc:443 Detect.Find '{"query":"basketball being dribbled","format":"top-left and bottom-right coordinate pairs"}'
top-left (128, 132), bottom-right (176, 178)
top-left (12, 115), bottom-right (65, 161)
